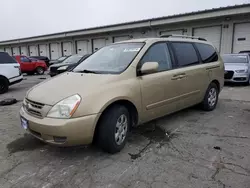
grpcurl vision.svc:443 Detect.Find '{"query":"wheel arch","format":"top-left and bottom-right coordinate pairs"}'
top-left (93, 99), bottom-right (139, 141)
top-left (211, 79), bottom-right (220, 92)
top-left (0, 75), bottom-right (9, 84)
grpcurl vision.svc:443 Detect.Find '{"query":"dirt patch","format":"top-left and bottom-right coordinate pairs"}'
top-left (128, 123), bottom-right (178, 160)
top-left (0, 98), bottom-right (17, 106)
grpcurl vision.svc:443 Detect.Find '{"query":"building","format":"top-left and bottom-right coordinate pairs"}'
top-left (0, 4), bottom-right (250, 59)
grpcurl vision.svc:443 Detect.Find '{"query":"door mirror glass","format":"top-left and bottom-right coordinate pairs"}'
top-left (140, 62), bottom-right (159, 75)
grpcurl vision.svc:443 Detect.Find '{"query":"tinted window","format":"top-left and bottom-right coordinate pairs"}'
top-left (171, 42), bottom-right (199, 67)
top-left (140, 43), bottom-right (172, 71)
top-left (0, 52), bottom-right (17, 64)
top-left (21, 56), bottom-right (30, 62)
top-left (195, 43), bottom-right (218, 63)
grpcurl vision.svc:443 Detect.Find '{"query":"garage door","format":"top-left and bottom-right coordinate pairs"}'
top-left (4, 47), bottom-right (12, 55)
top-left (76, 40), bottom-right (88, 55)
top-left (39, 44), bottom-right (48, 57)
top-left (12, 47), bottom-right (20, 55)
top-left (20, 46), bottom-right (28, 55)
top-left (113, 35), bottom-right (130, 43)
top-left (93, 38), bottom-right (106, 52)
top-left (29, 45), bottom-right (38, 56)
top-left (62, 42), bottom-right (72, 56)
top-left (233, 22), bottom-right (250, 53)
top-left (193, 26), bottom-right (222, 51)
top-left (160, 29), bottom-right (184, 36)
top-left (50, 43), bottom-right (60, 60)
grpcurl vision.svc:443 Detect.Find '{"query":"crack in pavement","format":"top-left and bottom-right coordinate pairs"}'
top-left (175, 130), bottom-right (250, 139)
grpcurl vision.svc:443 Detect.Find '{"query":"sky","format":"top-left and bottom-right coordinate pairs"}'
top-left (0, 0), bottom-right (249, 41)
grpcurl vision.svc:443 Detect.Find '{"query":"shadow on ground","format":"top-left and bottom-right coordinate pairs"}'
top-left (7, 133), bottom-right (45, 154)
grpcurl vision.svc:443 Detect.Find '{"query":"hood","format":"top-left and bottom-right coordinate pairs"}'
top-left (50, 62), bottom-right (75, 68)
top-left (27, 72), bottom-right (118, 105)
top-left (224, 63), bottom-right (248, 71)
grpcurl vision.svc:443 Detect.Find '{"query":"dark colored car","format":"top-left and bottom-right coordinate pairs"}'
top-left (30, 56), bottom-right (50, 67)
top-left (49, 54), bottom-right (90, 77)
top-left (49, 56), bottom-right (69, 66)
top-left (239, 51), bottom-right (250, 55)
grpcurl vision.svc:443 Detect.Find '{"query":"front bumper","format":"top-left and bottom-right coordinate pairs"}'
top-left (224, 71), bottom-right (249, 83)
top-left (20, 107), bottom-right (100, 146)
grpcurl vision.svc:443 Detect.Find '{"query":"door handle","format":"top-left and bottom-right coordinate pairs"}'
top-left (171, 74), bottom-right (180, 80)
top-left (178, 75), bottom-right (187, 79)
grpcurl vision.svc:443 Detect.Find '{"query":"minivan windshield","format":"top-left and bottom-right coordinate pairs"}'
top-left (222, 54), bottom-right (248, 64)
top-left (73, 43), bottom-right (144, 74)
top-left (62, 55), bottom-right (83, 64)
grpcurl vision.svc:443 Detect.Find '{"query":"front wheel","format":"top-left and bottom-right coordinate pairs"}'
top-left (201, 83), bottom-right (219, 111)
top-left (0, 77), bottom-right (9, 94)
top-left (96, 105), bottom-right (130, 153)
top-left (36, 67), bottom-right (44, 75)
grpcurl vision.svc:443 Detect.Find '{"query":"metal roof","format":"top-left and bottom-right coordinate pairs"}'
top-left (1, 3), bottom-right (250, 45)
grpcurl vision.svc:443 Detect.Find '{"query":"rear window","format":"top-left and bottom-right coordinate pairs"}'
top-left (195, 43), bottom-right (218, 63)
top-left (0, 52), bottom-right (17, 64)
top-left (171, 42), bottom-right (199, 67)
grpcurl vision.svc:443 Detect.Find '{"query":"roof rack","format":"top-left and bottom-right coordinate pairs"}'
top-left (160, 34), bottom-right (207, 41)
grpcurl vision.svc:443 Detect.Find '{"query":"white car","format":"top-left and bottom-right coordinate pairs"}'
top-left (0, 52), bottom-right (23, 94)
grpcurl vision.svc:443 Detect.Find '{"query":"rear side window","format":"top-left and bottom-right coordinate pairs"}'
top-left (171, 42), bottom-right (199, 67)
top-left (21, 56), bottom-right (30, 62)
top-left (0, 52), bottom-right (17, 64)
top-left (195, 43), bottom-right (218, 63)
top-left (140, 43), bottom-right (172, 71)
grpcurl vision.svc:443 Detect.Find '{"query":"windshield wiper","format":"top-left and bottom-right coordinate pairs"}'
top-left (74, 69), bottom-right (97, 74)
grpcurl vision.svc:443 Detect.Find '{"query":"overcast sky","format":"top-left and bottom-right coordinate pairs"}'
top-left (0, 0), bottom-right (249, 41)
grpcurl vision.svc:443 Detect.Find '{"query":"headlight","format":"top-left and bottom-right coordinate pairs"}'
top-left (235, 69), bottom-right (248, 73)
top-left (57, 65), bottom-right (69, 71)
top-left (47, 94), bottom-right (81, 119)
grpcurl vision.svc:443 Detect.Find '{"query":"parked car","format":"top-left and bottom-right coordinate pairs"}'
top-left (0, 52), bottom-right (23, 94)
top-left (239, 50), bottom-right (250, 55)
top-left (49, 54), bottom-right (90, 77)
top-left (20, 37), bottom-right (224, 153)
top-left (49, 56), bottom-right (70, 66)
top-left (14, 55), bottom-right (48, 75)
top-left (30, 56), bottom-right (50, 67)
top-left (222, 53), bottom-right (250, 85)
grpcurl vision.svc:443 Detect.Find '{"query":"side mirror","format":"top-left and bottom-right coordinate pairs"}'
top-left (140, 62), bottom-right (159, 75)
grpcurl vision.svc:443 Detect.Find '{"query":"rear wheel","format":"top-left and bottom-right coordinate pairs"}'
top-left (201, 83), bottom-right (219, 111)
top-left (96, 105), bottom-right (130, 153)
top-left (0, 77), bottom-right (9, 94)
top-left (36, 67), bottom-right (44, 75)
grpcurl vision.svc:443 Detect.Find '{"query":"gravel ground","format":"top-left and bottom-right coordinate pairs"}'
top-left (0, 75), bottom-right (250, 188)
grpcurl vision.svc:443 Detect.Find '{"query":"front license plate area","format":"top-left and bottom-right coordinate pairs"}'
top-left (21, 117), bottom-right (28, 130)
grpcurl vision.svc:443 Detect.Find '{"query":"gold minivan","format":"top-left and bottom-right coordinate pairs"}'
top-left (20, 36), bottom-right (224, 153)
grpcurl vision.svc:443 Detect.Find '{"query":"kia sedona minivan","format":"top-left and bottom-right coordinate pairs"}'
top-left (20, 36), bottom-right (224, 153)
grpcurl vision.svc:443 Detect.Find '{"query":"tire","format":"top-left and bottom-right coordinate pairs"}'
top-left (27, 72), bottom-right (34, 75)
top-left (0, 77), bottom-right (9, 94)
top-left (96, 105), bottom-right (130, 153)
top-left (201, 83), bottom-right (219, 111)
top-left (36, 67), bottom-right (44, 75)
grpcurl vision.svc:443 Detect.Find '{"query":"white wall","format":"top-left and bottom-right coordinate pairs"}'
top-left (1, 14), bottom-right (250, 56)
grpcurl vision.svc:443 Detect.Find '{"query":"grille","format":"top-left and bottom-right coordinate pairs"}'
top-left (25, 98), bottom-right (44, 109)
top-left (224, 71), bottom-right (234, 79)
top-left (50, 67), bottom-right (58, 73)
top-left (24, 98), bottom-right (44, 117)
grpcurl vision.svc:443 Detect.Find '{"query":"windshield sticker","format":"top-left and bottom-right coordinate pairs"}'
top-left (123, 48), bottom-right (141, 52)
